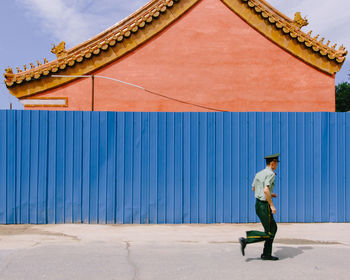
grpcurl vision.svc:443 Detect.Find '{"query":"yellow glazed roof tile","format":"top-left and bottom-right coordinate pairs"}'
top-left (240, 0), bottom-right (347, 62)
top-left (3, 0), bottom-right (347, 94)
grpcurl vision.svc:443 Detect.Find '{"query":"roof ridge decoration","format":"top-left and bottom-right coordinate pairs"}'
top-left (4, 0), bottom-right (183, 88)
top-left (4, 0), bottom-right (348, 92)
top-left (238, 0), bottom-right (347, 62)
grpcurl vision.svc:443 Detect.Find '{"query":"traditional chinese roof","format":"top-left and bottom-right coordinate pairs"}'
top-left (4, 0), bottom-right (348, 98)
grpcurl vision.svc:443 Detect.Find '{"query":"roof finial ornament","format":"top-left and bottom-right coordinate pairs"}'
top-left (37, 60), bottom-right (42, 67)
top-left (319, 37), bottom-right (325, 44)
top-left (338, 45), bottom-right (348, 55)
top-left (5, 66), bottom-right (13, 74)
top-left (16, 67), bottom-right (22, 73)
top-left (293, 12), bottom-right (308, 29)
top-left (331, 44), bottom-right (337, 50)
top-left (4, 67), bottom-right (14, 81)
top-left (43, 58), bottom-right (48, 64)
top-left (314, 34), bottom-right (319, 40)
top-left (23, 64), bottom-right (28, 71)
top-left (30, 63), bottom-right (35, 69)
top-left (307, 30), bottom-right (312, 37)
top-left (51, 41), bottom-right (67, 60)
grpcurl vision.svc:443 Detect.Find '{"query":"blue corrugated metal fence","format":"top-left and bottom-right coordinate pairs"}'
top-left (0, 111), bottom-right (349, 224)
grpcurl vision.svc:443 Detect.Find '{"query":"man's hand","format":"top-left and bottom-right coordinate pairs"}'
top-left (264, 186), bottom-right (276, 214)
top-left (271, 193), bottom-right (277, 198)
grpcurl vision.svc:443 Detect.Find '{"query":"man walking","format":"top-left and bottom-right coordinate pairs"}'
top-left (239, 153), bottom-right (280, 261)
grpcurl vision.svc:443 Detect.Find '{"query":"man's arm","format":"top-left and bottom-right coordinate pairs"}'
top-left (264, 186), bottom-right (276, 214)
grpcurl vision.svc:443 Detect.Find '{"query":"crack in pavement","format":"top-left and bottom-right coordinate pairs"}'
top-left (124, 241), bottom-right (139, 280)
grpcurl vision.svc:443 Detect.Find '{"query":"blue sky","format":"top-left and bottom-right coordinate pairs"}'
top-left (1, 0), bottom-right (349, 109)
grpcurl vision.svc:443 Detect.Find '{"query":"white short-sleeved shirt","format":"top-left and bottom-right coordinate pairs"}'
top-left (252, 167), bottom-right (276, 201)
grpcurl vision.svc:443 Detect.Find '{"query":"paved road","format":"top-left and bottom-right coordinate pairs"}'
top-left (0, 223), bottom-right (349, 280)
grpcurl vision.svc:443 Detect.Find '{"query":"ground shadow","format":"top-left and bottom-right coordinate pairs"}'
top-left (274, 246), bottom-right (313, 260)
top-left (245, 246), bottom-right (313, 262)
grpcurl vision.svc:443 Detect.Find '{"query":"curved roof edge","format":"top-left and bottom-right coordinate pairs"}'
top-left (4, 0), bottom-right (347, 98)
top-left (223, 0), bottom-right (347, 72)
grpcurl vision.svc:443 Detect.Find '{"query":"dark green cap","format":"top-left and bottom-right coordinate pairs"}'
top-left (264, 153), bottom-right (280, 162)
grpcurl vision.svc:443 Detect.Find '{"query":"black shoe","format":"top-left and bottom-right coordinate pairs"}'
top-left (239, 238), bottom-right (247, 256)
top-left (261, 254), bottom-right (279, 261)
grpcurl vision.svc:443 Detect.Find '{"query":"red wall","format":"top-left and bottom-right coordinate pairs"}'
top-left (32, 0), bottom-right (335, 112)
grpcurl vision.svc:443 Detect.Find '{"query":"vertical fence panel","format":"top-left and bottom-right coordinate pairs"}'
top-left (231, 113), bottom-right (239, 223)
top-left (215, 113), bottom-right (223, 223)
top-left (47, 112), bottom-right (56, 223)
top-left (280, 113), bottom-right (288, 222)
top-left (329, 113), bottom-right (338, 222)
top-left (124, 113), bottom-right (133, 223)
top-left (321, 113), bottom-right (330, 222)
top-left (313, 113), bottom-right (322, 222)
top-left (166, 113), bottom-right (175, 223)
top-left (157, 113), bottom-right (166, 223)
top-left (73, 112), bottom-right (83, 223)
top-left (337, 114), bottom-right (346, 222)
top-left (238, 113), bottom-right (247, 222)
top-left (132, 113), bottom-right (142, 224)
top-left (287, 113), bottom-right (296, 222)
top-left (304, 113), bottom-right (313, 222)
top-left (247, 113), bottom-right (257, 222)
top-left (230, 113), bottom-right (240, 222)
top-left (64, 112), bottom-right (74, 223)
top-left (0, 112), bottom-right (6, 223)
top-left (29, 111), bottom-right (39, 224)
top-left (7, 111), bottom-right (16, 224)
top-left (0, 111), bottom-right (349, 224)
top-left (190, 113), bottom-right (199, 223)
top-left (148, 113), bottom-right (157, 224)
top-left (89, 113), bottom-right (99, 223)
top-left (140, 113), bottom-right (150, 224)
top-left (174, 113), bottom-right (183, 224)
top-left (82, 112), bottom-right (91, 223)
top-left (272, 112), bottom-right (281, 221)
top-left (37, 111), bottom-right (48, 224)
top-left (207, 113), bottom-right (216, 223)
top-left (98, 112), bottom-right (108, 224)
top-left (223, 113), bottom-right (232, 223)
top-left (106, 112), bottom-right (117, 224)
top-left (183, 113), bottom-right (191, 223)
top-left (56, 112), bottom-right (65, 223)
top-left (116, 113), bottom-right (125, 224)
top-left (199, 113), bottom-right (207, 223)
top-left (296, 113), bottom-right (305, 222)
top-left (346, 114), bottom-right (350, 222)
top-left (20, 111), bottom-right (31, 223)
top-left (15, 111), bottom-right (22, 223)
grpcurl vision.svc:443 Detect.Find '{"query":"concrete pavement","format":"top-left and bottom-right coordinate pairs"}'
top-left (0, 223), bottom-right (349, 280)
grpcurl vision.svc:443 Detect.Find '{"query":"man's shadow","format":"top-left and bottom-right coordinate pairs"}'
top-left (245, 246), bottom-right (313, 262)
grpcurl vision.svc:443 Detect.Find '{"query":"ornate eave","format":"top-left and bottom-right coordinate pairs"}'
top-left (223, 0), bottom-right (347, 72)
top-left (4, 0), bottom-right (347, 99)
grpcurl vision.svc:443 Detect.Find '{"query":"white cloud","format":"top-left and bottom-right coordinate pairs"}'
top-left (268, 0), bottom-right (350, 49)
top-left (15, 0), bottom-right (149, 47)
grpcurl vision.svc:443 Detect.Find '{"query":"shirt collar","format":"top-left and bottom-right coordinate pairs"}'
top-left (266, 166), bottom-right (277, 175)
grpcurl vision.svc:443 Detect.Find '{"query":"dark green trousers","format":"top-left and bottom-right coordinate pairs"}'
top-left (246, 199), bottom-right (278, 256)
